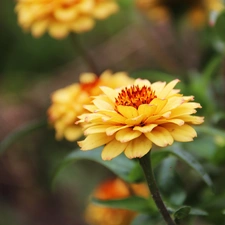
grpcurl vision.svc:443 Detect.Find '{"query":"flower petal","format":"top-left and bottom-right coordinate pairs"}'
top-left (138, 104), bottom-right (157, 118)
top-left (93, 99), bottom-right (114, 110)
top-left (124, 135), bottom-right (152, 159)
top-left (157, 79), bottom-right (180, 99)
top-left (101, 139), bottom-right (128, 160)
top-left (84, 125), bottom-right (109, 135)
top-left (117, 105), bottom-right (138, 118)
top-left (162, 124), bottom-right (197, 142)
top-left (78, 133), bottom-right (114, 150)
top-left (106, 125), bottom-right (130, 136)
top-left (100, 86), bottom-right (118, 102)
top-left (133, 124), bottom-right (158, 133)
top-left (115, 128), bottom-right (142, 143)
top-left (145, 126), bottom-right (174, 147)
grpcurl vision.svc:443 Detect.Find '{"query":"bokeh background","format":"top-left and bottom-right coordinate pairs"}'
top-left (1, 0), bottom-right (225, 225)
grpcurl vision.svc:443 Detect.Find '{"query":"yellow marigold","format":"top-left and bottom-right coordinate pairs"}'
top-left (136, 0), bottom-right (224, 27)
top-left (15, 0), bottom-right (119, 39)
top-left (77, 78), bottom-right (204, 160)
top-left (47, 70), bottom-right (134, 141)
top-left (85, 178), bottom-right (149, 225)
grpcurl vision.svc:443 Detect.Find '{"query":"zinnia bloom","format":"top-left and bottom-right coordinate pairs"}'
top-left (48, 70), bottom-right (134, 141)
top-left (136, 0), bottom-right (224, 27)
top-left (85, 178), bottom-right (149, 225)
top-left (77, 78), bottom-right (204, 160)
top-left (15, 0), bottom-right (119, 39)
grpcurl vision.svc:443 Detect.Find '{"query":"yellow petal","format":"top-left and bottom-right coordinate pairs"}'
top-left (100, 86), bottom-right (118, 102)
top-left (115, 128), bottom-right (142, 143)
top-left (84, 125), bottom-right (109, 135)
top-left (97, 110), bottom-right (125, 124)
top-left (151, 81), bottom-right (166, 94)
top-left (106, 125), bottom-right (130, 136)
top-left (117, 105), bottom-right (138, 118)
top-left (125, 114), bottom-right (145, 126)
top-left (145, 126), bottom-right (174, 147)
top-left (54, 7), bottom-right (78, 22)
top-left (177, 116), bottom-right (204, 124)
top-left (160, 96), bottom-right (184, 113)
top-left (150, 98), bottom-right (167, 114)
top-left (162, 124), bottom-right (197, 142)
top-left (156, 118), bottom-right (185, 126)
top-left (71, 16), bottom-right (95, 33)
top-left (157, 79), bottom-right (180, 99)
top-left (93, 99), bottom-right (114, 110)
top-left (102, 139), bottom-right (128, 160)
top-left (124, 135), bottom-right (152, 159)
top-left (64, 126), bottom-right (83, 141)
top-left (49, 22), bottom-right (69, 39)
top-left (133, 124), bottom-right (157, 133)
top-left (93, 2), bottom-right (119, 19)
top-left (138, 104), bottom-right (157, 118)
top-left (134, 78), bottom-right (151, 88)
top-left (78, 133), bottom-right (114, 150)
top-left (31, 19), bottom-right (48, 37)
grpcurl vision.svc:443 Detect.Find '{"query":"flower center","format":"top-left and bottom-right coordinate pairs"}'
top-left (115, 85), bottom-right (157, 109)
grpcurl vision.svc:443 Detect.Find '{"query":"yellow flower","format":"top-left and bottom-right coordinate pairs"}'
top-left (77, 78), bottom-right (204, 160)
top-left (47, 70), bottom-right (134, 141)
top-left (85, 178), bottom-right (149, 225)
top-left (15, 0), bottom-right (119, 39)
top-left (136, 0), bottom-right (224, 27)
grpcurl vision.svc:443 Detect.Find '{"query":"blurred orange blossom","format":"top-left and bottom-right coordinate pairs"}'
top-left (15, 0), bottom-right (119, 39)
top-left (85, 178), bottom-right (149, 225)
top-left (47, 71), bottom-right (134, 141)
top-left (77, 78), bottom-right (204, 160)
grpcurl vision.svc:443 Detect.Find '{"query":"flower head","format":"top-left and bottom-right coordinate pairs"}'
top-left (15, 0), bottom-right (119, 39)
top-left (47, 70), bottom-right (134, 141)
top-left (77, 78), bottom-right (204, 160)
top-left (136, 0), bottom-right (224, 28)
top-left (85, 178), bottom-right (149, 225)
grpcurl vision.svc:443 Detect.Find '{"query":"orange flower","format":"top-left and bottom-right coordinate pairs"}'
top-left (77, 78), bottom-right (204, 160)
top-left (47, 70), bottom-right (134, 141)
top-left (136, 0), bottom-right (224, 27)
top-left (15, 0), bottom-right (119, 39)
top-left (85, 178), bottom-right (149, 225)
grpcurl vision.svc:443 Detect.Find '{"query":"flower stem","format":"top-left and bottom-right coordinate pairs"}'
top-left (139, 151), bottom-right (176, 225)
top-left (70, 33), bottom-right (99, 75)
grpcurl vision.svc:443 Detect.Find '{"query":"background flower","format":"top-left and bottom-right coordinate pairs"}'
top-left (15, 0), bottom-right (119, 39)
top-left (48, 70), bottom-right (134, 141)
top-left (136, 0), bottom-right (224, 27)
top-left (85, 178), bottom-right (149, 225)
top-left (78, 78), bottom-right (204, 160)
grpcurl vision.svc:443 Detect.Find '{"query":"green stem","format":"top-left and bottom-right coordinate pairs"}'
top-left (139, 151), bottom-right (176, 225)
top-left (70, 33), bottom-right (99, 75)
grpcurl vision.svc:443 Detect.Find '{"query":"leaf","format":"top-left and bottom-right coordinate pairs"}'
top-left (214, 10), bottom-right (225, 42)
top-left (189, 208), bottom-right (208, 216)
top-left (54, 148), bottom-right (138, 183)
top-left (92, 196), bottom-right (156, 213)
top-left (131, 214), bottom-right (153, 225)
top-left (174, 206), bottom-right (191, 220)
top-left (0, 119), bottom-right (47, 156)
top-left (168, 145), bottom-right (214, 190)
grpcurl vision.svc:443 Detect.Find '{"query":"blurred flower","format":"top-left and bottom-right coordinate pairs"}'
top-left (85, 178), bottom-right (149, 225)
top-left (15, 0), bottom-right (119, 39)
top-left (77, 78), bottom-right (204, 160)
top-left (48, 70), bottom-right (134, 141)
top-left (136, 0), bottom-right (224, 27)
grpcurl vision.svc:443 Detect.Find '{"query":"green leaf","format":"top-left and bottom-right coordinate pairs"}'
top-left (189, 208), bottom-right (208, 216)
top-left (174, 206), bottom-right (191, 220)
top-left (168, 146), bottom-right (214, 190)
top-left (54, 148), bottom-right (138, 183)
top-left (214, 10), bottom-right (225, 42)
top-left (0, 119), bottom-right (47, 156)
top-left (131, 214), bottom-right (153, 225)
top-left (92, 196), bottom-right (156, 213)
